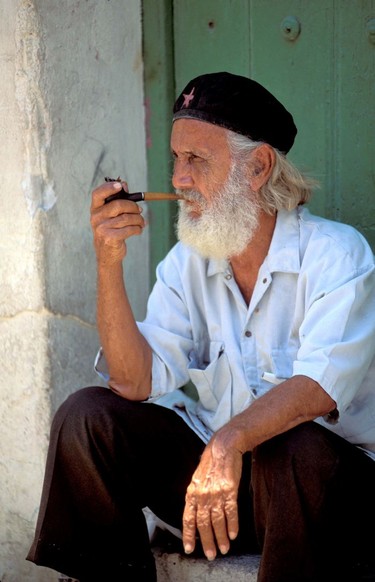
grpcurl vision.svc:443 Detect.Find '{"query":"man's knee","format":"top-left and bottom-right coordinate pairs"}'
top-left (51, 386), bottom-right (127, 450)
top-left (54, 385), bottom-right (110, 422)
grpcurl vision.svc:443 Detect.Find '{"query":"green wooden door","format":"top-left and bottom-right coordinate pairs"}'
top-left (144, 0), bottom-right (375, 285)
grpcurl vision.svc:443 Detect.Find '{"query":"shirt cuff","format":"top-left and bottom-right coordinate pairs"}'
top-left (94, 347), bottom-right (109, 383)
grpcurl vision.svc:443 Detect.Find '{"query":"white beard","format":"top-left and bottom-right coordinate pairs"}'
top-left (175, 163), bottom-right (260, 260)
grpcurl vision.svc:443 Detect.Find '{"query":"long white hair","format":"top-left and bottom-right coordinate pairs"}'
top-left (227, 131), bottom-right (318, 214)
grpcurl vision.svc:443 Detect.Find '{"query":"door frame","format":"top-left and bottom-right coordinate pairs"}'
top-left (142, 0), bottom-right (176, 286)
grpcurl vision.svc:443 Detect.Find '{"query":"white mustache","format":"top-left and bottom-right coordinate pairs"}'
top-left (175, 189), bottom-right (204, 203)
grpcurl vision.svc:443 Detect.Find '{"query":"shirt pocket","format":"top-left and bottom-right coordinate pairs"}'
top-left (187, 341), bottom-right (230, 412)
top-left (270, 347), bottom-right (296, 381)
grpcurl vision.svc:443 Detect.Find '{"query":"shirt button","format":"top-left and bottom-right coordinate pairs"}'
top-left (225, 273), bottom-right (232, 280)
top-left (245, 330), bottom-right (252, 337)
top-left (262, 277), bottom-right (268, 284)
top-left (254, 307), bottom-right (260, 313)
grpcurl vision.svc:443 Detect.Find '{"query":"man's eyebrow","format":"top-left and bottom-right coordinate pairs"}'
top-left (170, 147), bottom-right (210, 157)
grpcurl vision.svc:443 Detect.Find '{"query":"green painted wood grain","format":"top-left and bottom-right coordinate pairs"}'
top-left (143, 0), bottom-right (177, 285)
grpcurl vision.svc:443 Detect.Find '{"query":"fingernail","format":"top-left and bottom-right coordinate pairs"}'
top-left (113, 182), bottom-right (122, 189)
top-left (220, 545), bottom-right (229, 555)
top-left (184, 544), bottom-right (193, 554)
top-left (229, 531), bottom-right (238, 540)
top-left (206, 550), bottom-right (215, 561)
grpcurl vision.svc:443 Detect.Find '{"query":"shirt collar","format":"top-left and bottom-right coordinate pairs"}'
top-left (207, 257), bottom-right (228, 277)
top-left (206, 208), bottom-right (302, 277)
top-left (265, 208), bottom-right (301, 274)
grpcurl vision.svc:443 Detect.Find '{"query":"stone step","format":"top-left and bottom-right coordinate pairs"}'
top-left (154, 549), bottom-right (260, 582)
top-left (57, 552), bottom-right (260, 582)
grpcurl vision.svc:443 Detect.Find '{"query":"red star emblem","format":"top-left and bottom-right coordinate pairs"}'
top-left (182, 87), bottom-right (195, 108)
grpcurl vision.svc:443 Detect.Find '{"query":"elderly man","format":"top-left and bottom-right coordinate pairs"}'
top-left (28, 72), bottom-right (375, 582)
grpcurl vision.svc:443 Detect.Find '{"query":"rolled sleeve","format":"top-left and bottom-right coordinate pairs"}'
top-left (137, 251), bottom-right (196, 396)
top-left (293, 262), bottom-right (375, 411)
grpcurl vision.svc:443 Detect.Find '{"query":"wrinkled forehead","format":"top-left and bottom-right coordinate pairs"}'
top-left (171, 118), bottom-right (231, 154)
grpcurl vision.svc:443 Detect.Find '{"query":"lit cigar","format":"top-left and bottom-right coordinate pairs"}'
top-left (104, 177), bottom-right (181, 204)
top-left (104, 191), bottom-right (181, 203)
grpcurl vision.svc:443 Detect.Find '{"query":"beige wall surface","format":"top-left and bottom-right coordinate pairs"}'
top-left (0, 1), bottom-right (148, 580)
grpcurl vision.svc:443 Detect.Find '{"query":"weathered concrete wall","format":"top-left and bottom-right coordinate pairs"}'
top-left (0, 1), bottom-right (148, 580)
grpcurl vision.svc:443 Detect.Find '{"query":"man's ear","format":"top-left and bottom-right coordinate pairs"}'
top-left (248, 144), bottom-right (276, 191)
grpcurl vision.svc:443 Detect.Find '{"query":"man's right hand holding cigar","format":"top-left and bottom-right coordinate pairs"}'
top-left (90, 179), bottom-right (146, 265)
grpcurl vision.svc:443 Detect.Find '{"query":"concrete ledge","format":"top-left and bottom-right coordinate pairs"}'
top-left (154, 548), bottom-right (260, 581)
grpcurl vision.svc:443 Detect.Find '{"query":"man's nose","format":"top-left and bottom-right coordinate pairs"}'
top-left (172, 159), bottom-right (194, 190)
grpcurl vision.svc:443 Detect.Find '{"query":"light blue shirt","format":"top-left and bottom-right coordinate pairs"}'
top-left (95, 207), bottom-right (375, 458)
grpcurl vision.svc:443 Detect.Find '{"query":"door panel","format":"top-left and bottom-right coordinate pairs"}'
top-left (174, 0), bottom-right (251, 87)
top-left (173, 0), bottom-right (374, 234)
top-left (335, 1), bottom-right (375, 239)
top-left (143, 0), bottom-right (374, 283)
top-left (173, 1), bottom-right (336, 217)
top-left (247, 0), bottom-right (335, 218)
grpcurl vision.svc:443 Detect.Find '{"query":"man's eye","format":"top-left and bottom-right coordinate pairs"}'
top-left (188, 154), bottom-right (202, 163)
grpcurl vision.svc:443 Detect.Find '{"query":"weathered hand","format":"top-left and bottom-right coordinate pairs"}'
top-left (182, 435), bottom-right (243, 561)
top-left (90, 180), bottom-right (145, 265)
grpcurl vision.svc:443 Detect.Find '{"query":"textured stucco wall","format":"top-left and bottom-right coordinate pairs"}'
top-left (0, 1), bottom-right (147, 580)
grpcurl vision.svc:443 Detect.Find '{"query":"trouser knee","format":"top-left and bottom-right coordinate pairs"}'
top-left (50, 386), bottom-right (124, 456)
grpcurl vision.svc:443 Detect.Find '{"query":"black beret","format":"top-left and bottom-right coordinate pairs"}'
top-left (173, 72), bottom-right (297, 154)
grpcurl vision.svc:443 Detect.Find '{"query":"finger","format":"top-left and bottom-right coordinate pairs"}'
top-left (95, 216), bottom-right (145, 244)
top-left (210, 503), bottom-right (230, 555)
top-left (182, 502), bottom-right (197, 555)
top-left (103, 209), bottom-right (145, 231)
top-left (91, 180), bottom-right (123, 210)
top-left (91, 198), bottom-right (144, 233)
top-left (224, 494), bottom-right (239, 541)
top-left (196, 508), bottom-right (217, 561)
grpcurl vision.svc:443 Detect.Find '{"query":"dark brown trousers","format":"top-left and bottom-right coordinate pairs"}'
top-left (27, 386), bottom-right (375, 582)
